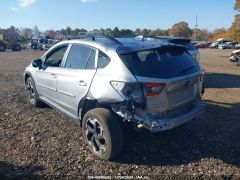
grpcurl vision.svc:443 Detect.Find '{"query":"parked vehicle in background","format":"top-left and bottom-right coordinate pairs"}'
top-left (195, 42), bottom-right (211, 49)
top-left (0, 32), bottom-right (22, 52)
top-left (230, 49), bottom-right (240, 66)
top-left (31, 36), bottom-right (56, 50)
top-left (40, 39), bottom-right (58, 51)
top-left (235, 43), bottom-right (240, 50)
top-left (209, 38), bottom-right (232, 49)
top-left (218, 42), bottom-right (238, 49)
top-left (23, 34), bottom-right (205, 160)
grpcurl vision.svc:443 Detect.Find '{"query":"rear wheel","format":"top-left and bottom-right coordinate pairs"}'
top-left (82, 108), bottom-right (123, 161)
top-left (0, 43), bottom-right (6, 52)
top-left (25, 77), bottom-right (43, 107)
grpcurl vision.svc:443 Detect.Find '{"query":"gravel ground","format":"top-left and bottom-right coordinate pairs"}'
top-left (0, 49), bottom-right (240, 179)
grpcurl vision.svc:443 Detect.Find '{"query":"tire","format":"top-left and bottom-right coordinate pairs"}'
top-left (25, 77), bottom-right (43, 107)
top-left (237, 61), bottom-right (240, 66)
top-left (12, 44), bottom-right (21, 51)
top-left (0, 43), bottom-right (6, 52)
top-left (82, 108), bottom-right (123, 161)
top-left (31, 44), bottom-right (37, 50)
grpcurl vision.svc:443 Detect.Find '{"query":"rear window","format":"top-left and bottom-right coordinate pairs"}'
top-left (119, 46), bottom-right (200, 79)
top-left (169, 39), bottom-right (197, 51)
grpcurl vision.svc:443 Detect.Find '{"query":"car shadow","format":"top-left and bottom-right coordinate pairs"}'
top-left (115, 100), bottom-right (240, 167)
top-left (115, 71), bottom-right (240, 167)
top-left (0, 161), bottom-right (44, 178)
top-left (205, 72), bottom-right (240, 88)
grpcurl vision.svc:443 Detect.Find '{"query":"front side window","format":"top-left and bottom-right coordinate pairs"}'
top-left (44, 45), bottom-right (68, 67)
top-left (65, 44), bottom-right (94, 69)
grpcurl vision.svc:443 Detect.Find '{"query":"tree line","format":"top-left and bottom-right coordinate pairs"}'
top-left (210, 0), bottom-right (240, 42)
top-left (0, 21), bottom-right (231, 43)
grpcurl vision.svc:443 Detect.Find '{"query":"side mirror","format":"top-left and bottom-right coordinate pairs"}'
top-left (32, 59), bottom-right (42, 69)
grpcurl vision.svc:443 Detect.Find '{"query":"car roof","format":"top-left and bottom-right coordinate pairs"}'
top-left (59, 37), bottom-right (173, 54)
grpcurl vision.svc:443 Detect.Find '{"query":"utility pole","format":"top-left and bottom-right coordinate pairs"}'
top-left (194, 15), bottom-right (198, 42)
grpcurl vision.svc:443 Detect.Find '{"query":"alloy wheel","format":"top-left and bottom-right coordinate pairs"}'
top-left (26, 79), bottom-right (36, 103)
top-left (85, 118), bottom-right (107, 155)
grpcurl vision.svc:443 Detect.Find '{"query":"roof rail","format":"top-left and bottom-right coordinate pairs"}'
top-left (135, 35), bottom-right (162, 42)
top-left (67, 31), bottom-right (123, 45)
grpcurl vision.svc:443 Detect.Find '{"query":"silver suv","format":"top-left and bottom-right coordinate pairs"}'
top-left (23, 35), bottom-right (205, 160)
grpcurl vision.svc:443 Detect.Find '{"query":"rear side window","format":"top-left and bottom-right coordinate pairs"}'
top-left (120, 46), bottom-right (200, 79)
top-left (65, 44), bottom-right (93, 69)
top-left (86, 49), bottom-right (96, 69)
top-left (97, 52), bottom-right (111, 68)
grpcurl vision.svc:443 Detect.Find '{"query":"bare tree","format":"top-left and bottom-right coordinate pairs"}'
top-left (20, 28), bottom-right (33, 42)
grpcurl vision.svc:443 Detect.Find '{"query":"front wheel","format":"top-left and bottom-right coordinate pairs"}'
top-left (25, 77), bottom-right (43, 107)
top-left (82, 108), bottom-right (123, 161)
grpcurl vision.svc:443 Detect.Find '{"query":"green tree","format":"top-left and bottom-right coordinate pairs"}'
top-left (169, 22), bottom-right (192, 38)
top-left (233, 0), bottom-right (240, 41)
top-left (150, 28), bottom-right (169, 36)
top-left (111, 27), bottom-right (121, 37)
top-left (191, 28), bottom-right (210, 41)
top-left (235, 0), bottom-right (240, 10)
top-left (4, 26), bottom-right (20, 42)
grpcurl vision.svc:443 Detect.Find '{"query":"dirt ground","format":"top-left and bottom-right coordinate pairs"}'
top-left (0, 49), bottom-right (240, 179)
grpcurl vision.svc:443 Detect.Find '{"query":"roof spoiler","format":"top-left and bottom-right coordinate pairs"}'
top-left (135, 35), bottom-right (191, 43)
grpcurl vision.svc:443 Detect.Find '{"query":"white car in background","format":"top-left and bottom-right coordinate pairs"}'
top-left (230, 49), bottom-right (240, 66)
top-left (209, 38), bottom-right (232, 49)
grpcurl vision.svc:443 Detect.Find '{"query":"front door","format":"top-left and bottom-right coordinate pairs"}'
top-left (35, 44), bottom-right (69, 103)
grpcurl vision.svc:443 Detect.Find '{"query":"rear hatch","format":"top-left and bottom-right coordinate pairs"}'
top-left (119, 45), bottom-right (202, 114)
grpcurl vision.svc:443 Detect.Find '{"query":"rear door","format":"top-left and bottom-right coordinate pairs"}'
top-left (57, 44), bottom-right (97, 116)
top-left (35, 44), bottom-right (69, 103)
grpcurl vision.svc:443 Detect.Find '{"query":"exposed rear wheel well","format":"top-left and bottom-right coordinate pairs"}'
top-left (79, 99), bottom-right (111, 126)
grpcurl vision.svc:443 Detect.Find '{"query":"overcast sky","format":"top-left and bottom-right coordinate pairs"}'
top-left (0, 0), bottom-right (236, 31)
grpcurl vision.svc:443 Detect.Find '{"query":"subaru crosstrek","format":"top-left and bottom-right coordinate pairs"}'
top-left (23, 35), bottom-right (205, 160)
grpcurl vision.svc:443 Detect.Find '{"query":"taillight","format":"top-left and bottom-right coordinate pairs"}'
top-left (144, 83), bottom-right (166, 96)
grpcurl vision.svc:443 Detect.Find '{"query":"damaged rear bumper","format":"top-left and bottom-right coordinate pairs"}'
top-left (134, 103), bottom-right (206, 133)
top-left (112, 102), bottom-right (206, 133)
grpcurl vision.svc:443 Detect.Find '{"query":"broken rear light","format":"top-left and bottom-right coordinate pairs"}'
top-left (110, 81), bottom-right (143, 104)
top-left (144, 83), bottom-right (166, 96)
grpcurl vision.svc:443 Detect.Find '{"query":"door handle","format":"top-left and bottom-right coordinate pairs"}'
top-left (79, 80), bottom-right (87, 86)
top-left (51, 73), bottom-right (57, 79)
